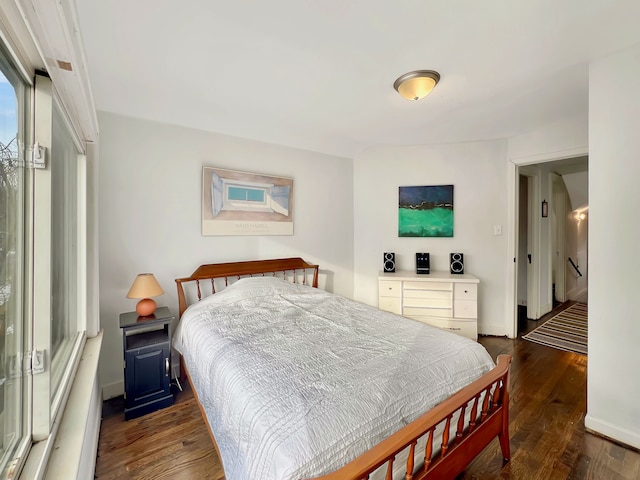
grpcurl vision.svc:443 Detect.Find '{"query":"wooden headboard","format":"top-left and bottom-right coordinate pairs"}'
top-left (175, 257), bottom-right (319, 317)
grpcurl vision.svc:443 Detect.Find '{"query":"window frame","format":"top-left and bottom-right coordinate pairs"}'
top-left (0, 33), bottom-right (31, 480)
top-left (31, 73), bottom-right (87, 439)
top-left (0, 0), bottom-right (100, 477)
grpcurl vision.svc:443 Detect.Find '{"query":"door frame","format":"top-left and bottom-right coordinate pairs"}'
top-left (552, 173), bottom-right (567, 303)
top-left (506, 147), bottom-right (588, 338)
top-left (519, 168), bottom-right (541, 321)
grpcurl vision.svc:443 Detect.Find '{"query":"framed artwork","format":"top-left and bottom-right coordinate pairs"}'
top-left (202, 167), bottom-right (294, 236)
top-left (398, 185), bottom-right (454, 237)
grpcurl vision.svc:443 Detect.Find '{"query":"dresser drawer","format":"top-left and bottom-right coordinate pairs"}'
top-left (403, 288), bottom-right (453, 301)
top-left (454, 299), bottom-right (477, 319)
top-left (418, 316), bottom-right (477, 340)
top-left (442, 321), bottom-right (477, 340)
top-left (404, 281), bottom-right (452, 291)
top-left (404, 297), bottom-right (452, 309)
top-left (379, 297), bottom-right (402, 314)
top-left (454, 282), bottom-right (477, 301)
top-left (404, 306), bottom-right (453, 318)
top-left (379, 280), bottom-right (402, 297)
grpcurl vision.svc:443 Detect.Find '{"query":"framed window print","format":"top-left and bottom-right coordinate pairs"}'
top-left (202, 167), bottom-right (294, 236)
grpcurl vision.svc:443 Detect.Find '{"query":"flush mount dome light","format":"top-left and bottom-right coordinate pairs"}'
top-left (393, 70), bottom-right (440, 101)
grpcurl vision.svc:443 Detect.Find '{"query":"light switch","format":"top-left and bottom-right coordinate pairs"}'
top-left (494, 225), bottom-right (502, 236)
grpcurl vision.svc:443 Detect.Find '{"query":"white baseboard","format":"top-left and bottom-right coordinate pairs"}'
top-left (568, 287), bottom-right (588, 302)
top-left (540, 302), bottom-right (553, 317)
top-left (585, 414), bottom-right (640, 450)
top-left (102, 380), bottom-right (124, 400)
top-left (479, 323), bottom-right (510, 338)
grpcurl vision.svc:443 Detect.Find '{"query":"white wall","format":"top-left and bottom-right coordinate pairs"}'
top-left (564, 213), bottom-right (588, 301)
top-left (586, 43), bottom-right (640, 449)
top-left (507, 113), bottom-right (588, 163)
top-left (98, 112), bottom-right (354, 397)
top-left (353, 140), bottom-right (509, 336)
top-left (562, 171), bottom-right (589, 211)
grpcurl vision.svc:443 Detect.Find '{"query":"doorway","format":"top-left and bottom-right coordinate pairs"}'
top-left (512, 156), bottom-right (588, 337)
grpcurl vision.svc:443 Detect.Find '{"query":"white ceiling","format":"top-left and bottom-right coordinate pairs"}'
top-left (74, 0), bottom-right (640, 158)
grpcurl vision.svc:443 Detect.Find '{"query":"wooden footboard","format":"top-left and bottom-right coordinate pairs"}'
top-left (309, 354), bottom-right (512, 480)
top-left (183, 354), bottom-right (511, 480)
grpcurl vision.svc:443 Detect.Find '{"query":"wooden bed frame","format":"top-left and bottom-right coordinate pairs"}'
top-left (175, 257), bottom-right (512, 480)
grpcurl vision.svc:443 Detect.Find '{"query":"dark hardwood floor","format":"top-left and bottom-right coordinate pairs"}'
top-left (95, 303), bottom-right (640, 479)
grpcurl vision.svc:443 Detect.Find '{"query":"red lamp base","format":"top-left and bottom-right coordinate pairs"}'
top-left (136, 298), bottom-right (157, 317)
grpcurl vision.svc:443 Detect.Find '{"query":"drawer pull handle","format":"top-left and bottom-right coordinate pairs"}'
top-left (165, 358), bottom-right (170, 377)
top-left (447, 327), bottom-right (461, 331)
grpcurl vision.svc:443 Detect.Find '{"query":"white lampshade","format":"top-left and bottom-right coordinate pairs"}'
top-left (126, 273), bottom-right (164, 316)
top-left (394, 70), bottom-right (440, 101)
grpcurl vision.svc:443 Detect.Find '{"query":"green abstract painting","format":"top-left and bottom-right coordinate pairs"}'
top-left (399, 185), bottom-right (454, 237)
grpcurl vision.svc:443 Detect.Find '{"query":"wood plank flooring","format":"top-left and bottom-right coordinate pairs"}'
top-left (96, 384), bottom-right (223, 480)
top-left (95, 304), bottom-right (640, 479)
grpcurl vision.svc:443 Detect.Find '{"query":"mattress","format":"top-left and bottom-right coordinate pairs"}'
top-left (173, 276), bottom-right (494, 480)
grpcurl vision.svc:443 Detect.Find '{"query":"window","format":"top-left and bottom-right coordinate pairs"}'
top-left (0, 41), bottom-right (28, 479)
top-left (50, 98), bottom-right (83, 398)
top-left (31, 73), bottom-right (86, 439)
top-left (227, 185), bottom-right (267, 204)
top-left (0, 46), bottom-right (87, 476)
top-left (0, 0), bottom-right (98, 476)
top-left (222, 180), bottom-right (272, 212)
top-left (211, 170), bottom-right (290, 216)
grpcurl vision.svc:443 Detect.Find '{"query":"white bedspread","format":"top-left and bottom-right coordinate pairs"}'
top-left (173, 276), bottom-right (494, 480)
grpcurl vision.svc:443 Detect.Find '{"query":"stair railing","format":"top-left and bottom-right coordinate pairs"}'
top-left (568, 257), bottom-right (583, 277)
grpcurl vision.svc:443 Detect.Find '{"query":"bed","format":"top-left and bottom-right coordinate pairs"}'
top-left (173, 257), bottom-right (511, 480)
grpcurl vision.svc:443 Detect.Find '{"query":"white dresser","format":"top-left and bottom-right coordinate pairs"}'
top-left (378, 270), bottom-right (479, 340)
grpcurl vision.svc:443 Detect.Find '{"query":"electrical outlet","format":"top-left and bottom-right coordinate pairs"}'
top-left (493, 224), bottom-right (502, 236)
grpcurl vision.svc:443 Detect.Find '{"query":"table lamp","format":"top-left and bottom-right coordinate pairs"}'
top-left (126, 273), bottom-right (164, 317)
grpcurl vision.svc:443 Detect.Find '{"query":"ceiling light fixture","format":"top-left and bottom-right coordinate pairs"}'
top-left (393, 70), bottom-right (441, 101)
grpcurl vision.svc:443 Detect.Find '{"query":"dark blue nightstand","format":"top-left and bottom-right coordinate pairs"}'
top-left (120, 306), bottom-right (175, 420)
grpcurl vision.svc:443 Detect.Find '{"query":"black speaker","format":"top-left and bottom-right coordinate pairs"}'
top-left (416, 252), bottom-right (430, 274)
top-left (450, 253), bottom-right (464, 274)
top-left (383, 252), bottom-right (396, 272)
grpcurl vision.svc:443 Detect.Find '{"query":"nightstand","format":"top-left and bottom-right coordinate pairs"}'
top-left (120, 306), bottom-right (175, 420)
